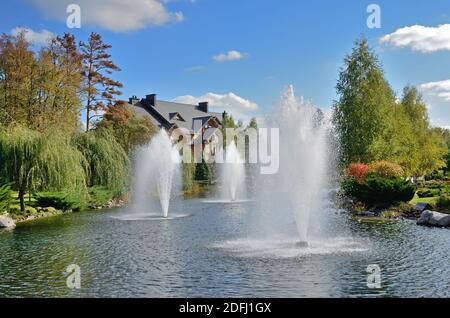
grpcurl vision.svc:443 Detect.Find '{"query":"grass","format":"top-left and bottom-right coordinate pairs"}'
top-left (409, 194), bottom-right (439, 206)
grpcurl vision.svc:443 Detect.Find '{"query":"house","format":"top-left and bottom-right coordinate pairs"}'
top-left (126, 93), bottom-right (225, 160)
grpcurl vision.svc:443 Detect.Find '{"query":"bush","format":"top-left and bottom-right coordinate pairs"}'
top-left (9, 205), bottom-right (22, 215)
top-left (0, 183), bottom-right (13, 213)
top-left (345, 163), bottom-right (370, 184)
top-left (437, 195), bottom-right (450, 211)
top-left (417, 188), bottom-right (439, 198)
top-left (35, 192), bottom-right (88, 212)
top-left (343, 173), bottom-right (416, 205)
top-left (369, 161), bottom-right (405, 178)
top-left (25, 206), bottom-right (37, 215)
top-left (195, 160), bottom-right (211, 182)
top-left (88, 186), bottom-right (115, 207)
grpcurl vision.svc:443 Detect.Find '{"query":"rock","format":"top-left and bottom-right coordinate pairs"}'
top-left (412, 203), bottom-right (433, 213)
top-left (0, 215), bottom-right (16, 229)
top-left (417, 210), bottom-right (450, 228)
top-left (356, 211), bottom-right (377, 217)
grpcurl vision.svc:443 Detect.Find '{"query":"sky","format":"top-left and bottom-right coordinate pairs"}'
top-left (2, 0), bottom-right (450, 127)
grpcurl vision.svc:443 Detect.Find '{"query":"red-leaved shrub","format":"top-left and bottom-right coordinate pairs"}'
top-left (345, 163), bottom-right (370, 184)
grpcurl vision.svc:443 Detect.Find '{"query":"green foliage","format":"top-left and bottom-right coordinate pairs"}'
top-left (35, 192), bottom-right (88, 212)
top-left (247, 118), bottom-right (258, 130)
top-left (333, 37), bottom-right (396, 165)
top-left (194, 160), bottom-right (211, 182)
top-left (96, 105), bottom-right (156, 154)
top-left (72, 129), bottom-right (130, 194)
top-left (0, 183), bottom-right (13, 213)
top-left (182, 162), bottom-right (196, 190)
top-left (417, 188), bottom-right (439, 198)
top-left (25, 206), bottom-right (37, 215)
top-left (343, 173), bottom-right (416, 205)
top-left (9, 205), bottom-right (22, 215)
top-left (334, 38), bottom-right (447, 177)
top-left (437, 195), bottom-right (450, 211)
top-left (0, 127), bottom-right (87, 211)
top-left (88, 186), bottom-right (116, 207)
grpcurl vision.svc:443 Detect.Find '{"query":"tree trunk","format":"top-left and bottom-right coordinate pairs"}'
top-left (19, 190), bottom-right (25, 213)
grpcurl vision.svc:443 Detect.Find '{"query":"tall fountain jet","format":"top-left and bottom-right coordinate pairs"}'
top-left (257, 85), bottom-right (330, 245)
top-left (133, 130), bottom-right (181, 218)
top-left (221, 142), bottom-right (246, 202)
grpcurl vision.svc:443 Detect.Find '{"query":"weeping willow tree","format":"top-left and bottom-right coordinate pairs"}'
top-left (0, 127), bottom-right (87, 212)
top-left (72, 128), bottom-right (130, 194)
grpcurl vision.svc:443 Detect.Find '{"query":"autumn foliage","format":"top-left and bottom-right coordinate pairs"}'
top-left (345, 163), bottom-right (370, 183)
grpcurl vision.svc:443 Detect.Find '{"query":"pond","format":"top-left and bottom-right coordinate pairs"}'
top-left (0, 198), bottom-right (448, 298)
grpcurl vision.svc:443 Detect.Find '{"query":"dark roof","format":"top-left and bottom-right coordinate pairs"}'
top-left (127, 98), bottom-right (223, 132)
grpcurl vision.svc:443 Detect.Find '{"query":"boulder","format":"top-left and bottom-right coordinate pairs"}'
top-left (417, 210), bottom-right (450, 228)
top-left (0, 215), bottom-right (16, 229)
top-left (412, 203), bottom-right (433, 213)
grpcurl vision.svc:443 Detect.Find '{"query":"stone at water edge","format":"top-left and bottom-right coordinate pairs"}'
top-left (417, 210), bottom-right (450, 228)
top-left (0, 215), bottom-right (16, 229)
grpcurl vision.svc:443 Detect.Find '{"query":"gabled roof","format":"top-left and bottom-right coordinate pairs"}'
top-left (127, 97), bottom-right (223, 132)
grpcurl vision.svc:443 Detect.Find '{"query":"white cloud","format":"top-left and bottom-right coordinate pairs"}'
top-left (173, 92), bottom-right (258, 119)
top-left (213, 50), bottom-right (246, 62)
top-left (419, 80), bottom-right (450, 101)
top-left (27, 0), bottom-right (183, 32)
top-left (11, 27), bottom-right (55, 46)
top-left (380, 24), bottom-right (450, 53)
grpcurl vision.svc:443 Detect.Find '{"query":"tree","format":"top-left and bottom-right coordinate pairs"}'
top-left (0, 127), bottom-right (86, 212)
top-left (247, 117), bottom-right (258, 130)
top-left (400, 86), bottom-right (445, 176)
top-left (80, 33), bottom-right (123, 131)
top-left (0, 32), bottom-right (82, 131)
top-left (96, 103), bottom-right (156, 154)
top-left (195, 159), bottom-right (211, 181)
top-left (221, 111), bottom-right (237, 148)
top-left (72, 128), bottom-right (130, 194)
top-left (333, 37), bottom-right (396, 165)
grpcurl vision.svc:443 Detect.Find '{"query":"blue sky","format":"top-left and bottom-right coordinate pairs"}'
top-left (2, 0), bottom-right (450, 126)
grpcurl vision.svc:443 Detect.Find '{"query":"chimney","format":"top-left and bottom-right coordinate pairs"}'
top-left (129, 95), bottom-right (139, 105)
top-left (198, 102), bottom-right (209, 113)
top-left (146, 94), bottom-right (157, 106)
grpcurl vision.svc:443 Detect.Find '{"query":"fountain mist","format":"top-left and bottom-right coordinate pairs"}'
top-left (255, 85), bottom-right (330, 243)
top-left (220, 142), bottom-right (246, 202)
top-left (133, 130), bottom-right (181, 218)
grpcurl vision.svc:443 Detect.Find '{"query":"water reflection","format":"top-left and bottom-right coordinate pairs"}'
top-left (0, 199), bottom-right (448, 298)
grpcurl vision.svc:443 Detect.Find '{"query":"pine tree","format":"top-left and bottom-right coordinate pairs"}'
top-left (80, 33), bottom-right (123, 131)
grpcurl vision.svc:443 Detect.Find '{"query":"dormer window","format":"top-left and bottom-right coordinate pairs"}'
top-left (169, 112), bottom-right (185, 122)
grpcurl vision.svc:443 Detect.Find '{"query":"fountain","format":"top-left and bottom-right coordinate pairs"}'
top-left (255, 85), bottom-right (330, 245)
top-left (221, 142), bottom-right (246, 202)
top-left (133, 130), bottom-right (181, 218)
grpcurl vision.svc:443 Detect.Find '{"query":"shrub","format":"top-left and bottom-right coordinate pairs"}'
top-left (195, 160), bottom-right (211, 182)
top-left (437, 195), bottom-right (450, 211)
top-left (88, 186), bottom-right (115, 207)
top-left (36, 192), bottom-right (88, 212)
top-left (9, 205), bottom-right (22, 215)
top-left (25, 206), bottom-right (37, 215)
top-left (417, 188), bottom-right (439, 198)
top-left (0, 183), bottom-right (13, 213)
top-left (369, 161), bottom-right (405, 178)
top-left (345, 163), bottom-right (370, 184)
top-left (343, 173), bottom-right (416, 205)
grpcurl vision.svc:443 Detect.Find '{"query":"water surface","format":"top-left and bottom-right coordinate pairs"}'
top-left (0, 199), bottom-right (448, 298)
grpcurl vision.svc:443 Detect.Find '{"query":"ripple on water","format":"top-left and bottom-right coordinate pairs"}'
top-left (110, 213), bottom-right (190, 221)
top-left (213, 237), bottom-right (370, 259)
